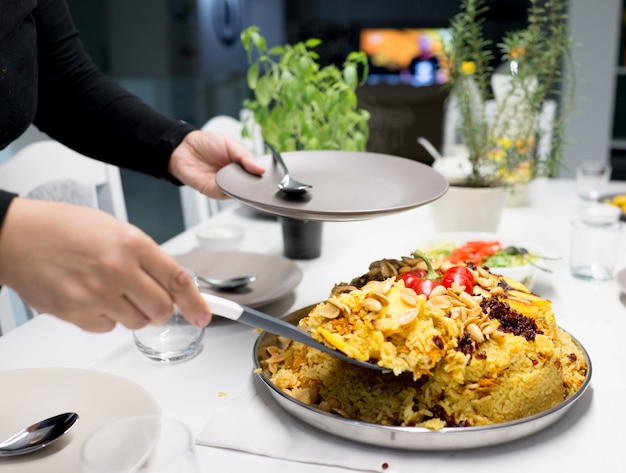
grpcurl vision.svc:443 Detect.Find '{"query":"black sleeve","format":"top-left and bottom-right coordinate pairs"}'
top-left (0, 190), bottom-right (17, 233)
top-left (31, 0), bottom-right (195, 182)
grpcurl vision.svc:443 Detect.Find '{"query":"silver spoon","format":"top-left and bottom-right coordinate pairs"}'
top-left (502, 246), bottom-right (560, 273)
top-left (200, 292), bottom-right (390, 373)
top-left (264, 142), bottom-right (313, 195)
top-left (417, 136), bottom-right (443, 162)
top-left (197, 274), bottom-right (257, 290)
top-left (0, 412), bottom-right (79, 457)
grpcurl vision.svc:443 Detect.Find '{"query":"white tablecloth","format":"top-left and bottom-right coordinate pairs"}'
top-left (1, 178), bottom-right (625, 472)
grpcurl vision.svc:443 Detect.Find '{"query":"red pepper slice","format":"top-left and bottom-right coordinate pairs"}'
top-left (440, 266), bottom-right (475, 291)
top-left (447, 240), bottom-right (502, 265)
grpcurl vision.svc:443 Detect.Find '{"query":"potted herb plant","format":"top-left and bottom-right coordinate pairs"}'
top-left (433, 0), bottom-right (574, 229)
top-left (239, 26), bottom-right (371, 258)
top-left (240, 26), bottom-right (370, 152)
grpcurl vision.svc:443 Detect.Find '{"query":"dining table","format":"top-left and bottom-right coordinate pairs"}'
top-left (1, 177), bottom-right (625, 473)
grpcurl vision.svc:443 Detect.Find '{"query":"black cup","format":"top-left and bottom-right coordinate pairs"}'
top-left (279, 217), bottom-right (323, 259)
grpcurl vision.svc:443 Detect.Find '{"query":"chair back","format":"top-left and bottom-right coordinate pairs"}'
top-left (0, 140), bottom-right (127, 221)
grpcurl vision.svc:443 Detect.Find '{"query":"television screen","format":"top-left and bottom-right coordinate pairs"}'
top-left (359, 28), bottom-right (450, 87)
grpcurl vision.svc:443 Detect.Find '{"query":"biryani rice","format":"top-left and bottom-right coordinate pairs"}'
top-left (259, 261), bottom-right (588, 430)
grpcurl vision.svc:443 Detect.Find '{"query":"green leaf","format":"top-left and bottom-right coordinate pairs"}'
top-left (304, 38), bottom-right (322, 48)
top-left (246, 63), bottom-right (259, 89)
top-left (268, 45), bottom-right (284, 56)
top-left (343, 65), bottom-right (358, 89)
top-left (255, 74), bottom-right (273, 107)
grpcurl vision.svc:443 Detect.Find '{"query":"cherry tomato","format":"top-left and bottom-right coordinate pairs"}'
top-left (411, 278), bottom-right (441, 297)
top-left (396, 269), bottom-right (426, 289)
top-left (440, 266), bottom-right (475, 291)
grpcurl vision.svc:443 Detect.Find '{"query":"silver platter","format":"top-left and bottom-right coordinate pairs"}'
top-left (253, 305), bottom-right (592, 451)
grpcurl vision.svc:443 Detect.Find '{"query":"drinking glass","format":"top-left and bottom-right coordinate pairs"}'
top-left (576, 160), bottom-right (611, 201)
top-left (570, 218), bottom-right (622, 281)
top-left (133, 267), bottom-right (205, 362)
top-left (80, 415), bottom-right (200, 473)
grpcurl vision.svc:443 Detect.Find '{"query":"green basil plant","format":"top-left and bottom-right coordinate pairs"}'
top-left (241, 26), bottom-right (371, 152)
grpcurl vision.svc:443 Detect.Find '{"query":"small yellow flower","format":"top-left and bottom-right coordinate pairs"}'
top-left (460, 61), bottom-right (476, 75)
top-left (497, 138), bottom-right (512, 149)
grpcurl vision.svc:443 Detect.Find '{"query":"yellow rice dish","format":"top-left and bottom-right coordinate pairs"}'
top-left (258, 257), bottom-right (588, 430)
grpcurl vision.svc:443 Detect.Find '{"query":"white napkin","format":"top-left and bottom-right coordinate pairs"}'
top-left (196, 375), bottom-right (431, 472)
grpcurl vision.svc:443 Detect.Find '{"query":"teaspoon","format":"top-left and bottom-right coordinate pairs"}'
top-left (264, 141), bottom-right (313, 195)
top-left (197, 274), bottom-right (257, 290)
top-left (0, 412), bottom-right (79, 457)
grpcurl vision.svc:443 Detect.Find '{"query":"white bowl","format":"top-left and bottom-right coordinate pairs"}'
top-left (490, 262), bottom-right (537, 289)
top-left (195, 225), bottom-right (244, 251)
top-left (415, 231), bottom-right (556, 290)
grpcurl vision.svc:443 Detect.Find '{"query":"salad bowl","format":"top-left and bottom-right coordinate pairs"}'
top-left (416, 232), bottom-right (558, 290)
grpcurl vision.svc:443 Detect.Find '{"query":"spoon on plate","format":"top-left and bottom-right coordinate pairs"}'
top-left (0, 412), bottom-right (79, 456)
top-left (264, 141), bottom-right (313, 195)
top-left (200, 293), bottom-right (390, 373)
top-left (502, 246), bottom-right (560, 273)
top-left (197, 274), bottom-right (257, 290)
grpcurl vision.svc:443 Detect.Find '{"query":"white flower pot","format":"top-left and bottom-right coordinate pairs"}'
top-left (431, 185), bottom-right (507, 233)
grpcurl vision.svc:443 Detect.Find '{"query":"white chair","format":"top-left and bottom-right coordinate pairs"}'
top-left (0, 140), bottom-right (128, 335)
top-left (179, 113), bottom-right (263, 229)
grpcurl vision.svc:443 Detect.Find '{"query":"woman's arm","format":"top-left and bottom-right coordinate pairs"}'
top-left (32, 0), bottom-right (194, 182)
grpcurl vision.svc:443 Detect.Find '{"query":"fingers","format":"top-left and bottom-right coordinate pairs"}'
top-left (224, 136), bottom-right (266, 175)
top-left (133, 242), bottom-right (212, 328)
top-left (167, 267), bottom-right (212, 327)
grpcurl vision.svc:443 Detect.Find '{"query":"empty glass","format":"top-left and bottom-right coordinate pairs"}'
top-left (576, 160), bottom-right (611, 201)
top-left (570, 218), bottom-right (622, 281)
top-left (133, 268), bottom-right (205, 362)
top-left (80, 415), bottom-right (199, 473)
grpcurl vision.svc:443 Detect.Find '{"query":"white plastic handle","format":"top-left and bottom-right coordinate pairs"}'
top-left (200, 292), bottom-right (244, 320)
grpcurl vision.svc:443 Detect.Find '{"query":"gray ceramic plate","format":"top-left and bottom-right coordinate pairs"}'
top-left (253, 306), bottom-right (592, 450)
top-left (216, 151), bottom-right (448, 221)
top-left (174, 250), bottom-right (302, 308)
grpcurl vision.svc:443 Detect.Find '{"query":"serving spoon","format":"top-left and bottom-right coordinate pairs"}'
top-left (265, 141), bottom-right (313, 195)
top-left (0, 412), bottom-right (79, 457)
top-left (197, 274), bottom-right (257, 290)
top-left (201, 293), bottom-right (389, 372)
top-left (503, 246), bottom-right (561, 273)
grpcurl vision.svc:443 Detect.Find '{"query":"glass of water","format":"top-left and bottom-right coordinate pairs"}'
top-left (133, 267), bottom-right (205, 362)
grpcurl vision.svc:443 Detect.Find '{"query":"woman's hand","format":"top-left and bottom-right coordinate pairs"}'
top-left (0, 198), bottom-right (211, 332)
top-left (168, 130), bottom-right (265, 199)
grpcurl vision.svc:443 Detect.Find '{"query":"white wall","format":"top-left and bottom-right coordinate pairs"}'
top-left (561, 0), bottom-right (622, 176)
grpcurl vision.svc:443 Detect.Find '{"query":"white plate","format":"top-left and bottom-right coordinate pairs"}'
top-left (216, 151), bottom-right (448, 221)
top-left (0, 368), bottom-right (161, 473)
top-left (174, 250), bottom-right (303, 308)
